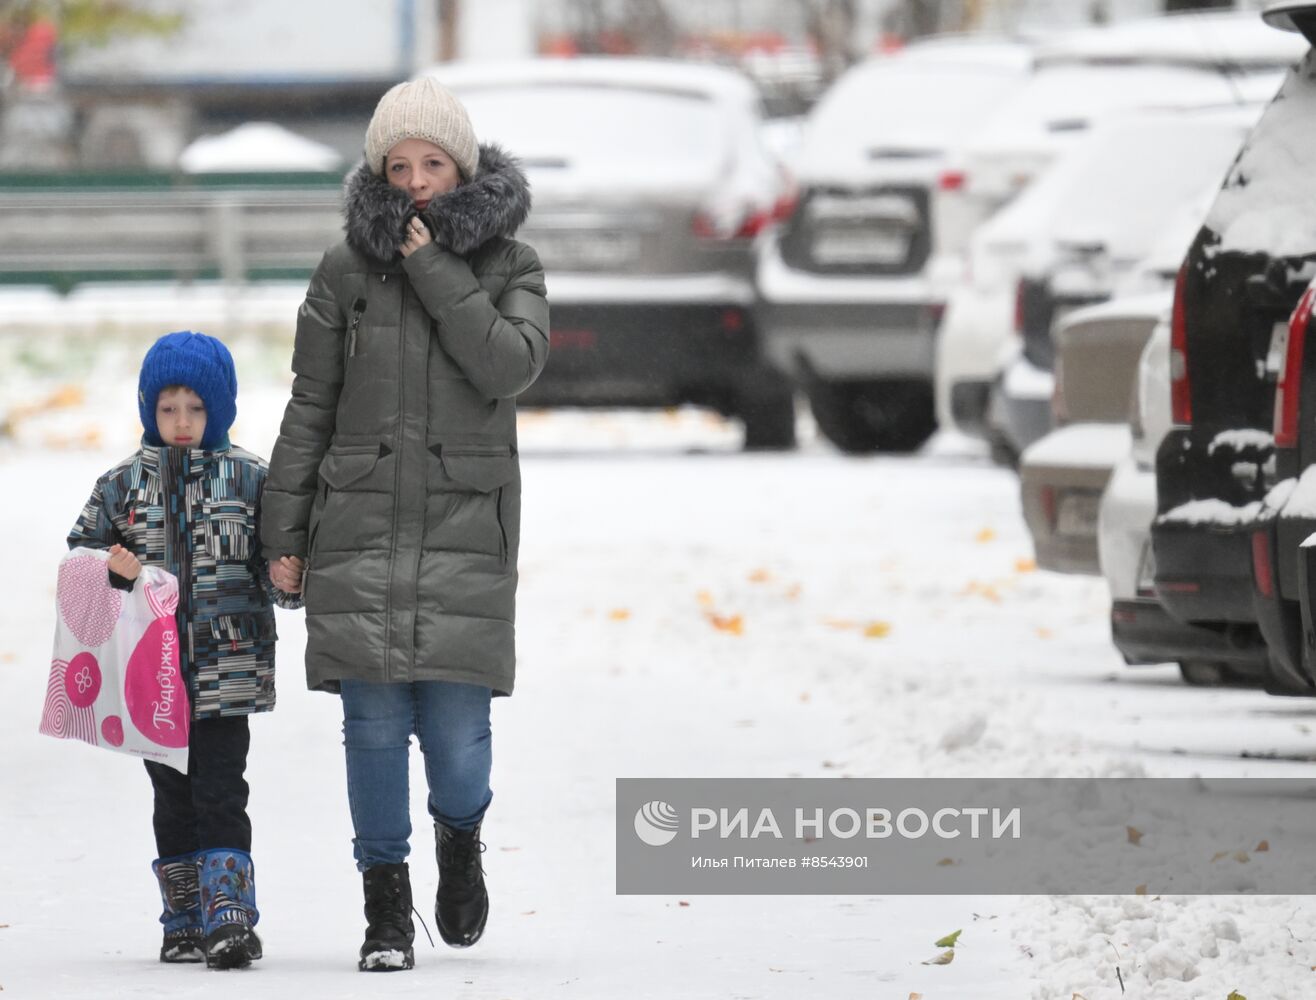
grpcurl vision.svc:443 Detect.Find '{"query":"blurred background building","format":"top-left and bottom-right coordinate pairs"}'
top-left (0, 0), bottom-right (1268, 171)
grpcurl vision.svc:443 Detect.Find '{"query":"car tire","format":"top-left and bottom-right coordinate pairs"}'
top-left (738, 373), bottom-right (798, 452)
top-left (1178, 660), bottom-right (1228, 686)
top-left (806, 379), bottom-right (935, 454)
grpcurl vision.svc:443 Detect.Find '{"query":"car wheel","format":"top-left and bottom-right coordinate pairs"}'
top-left (738, 373), bottom-right (798, 452)
top-left (1178, 660), bottom-right (1227, 686)
top-left (806, 379), bottom-right (935, 454)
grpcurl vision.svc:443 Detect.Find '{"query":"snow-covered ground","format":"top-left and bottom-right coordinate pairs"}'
top-left (3, 334), bottom-right (1316, 998)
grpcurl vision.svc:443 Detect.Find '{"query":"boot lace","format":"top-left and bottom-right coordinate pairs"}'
top-left (441, 829), bottom-right (486, 883)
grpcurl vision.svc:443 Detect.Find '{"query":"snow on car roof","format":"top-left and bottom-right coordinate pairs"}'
top-left (1205, 49), bottom-right (1316, 257)
top-left (959, 62), bottom-right (1271, 160)
top-left (895, 34), bottom-right (1035, 73)
top-left (793, 43), bottom-right (1031, 182)
top-left (1057, 290), bottom-right (1173, 331)
top-left (1036, 10), bottom-right (1306, 70)
top-left (422, 57), bottom-right (760, 106)
top-left (972, 103), bottom-right (1259, 272)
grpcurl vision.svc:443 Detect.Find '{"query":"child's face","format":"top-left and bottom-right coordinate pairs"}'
top-left (155, 386), bottom-right (207, 447)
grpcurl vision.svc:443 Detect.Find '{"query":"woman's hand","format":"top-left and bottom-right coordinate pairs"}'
top-left (270, 555), bottom-right (305, 593)
top-left (107, 543), bottom-right (141, 581)
top-left (400, 216), bottom-right (433, 258)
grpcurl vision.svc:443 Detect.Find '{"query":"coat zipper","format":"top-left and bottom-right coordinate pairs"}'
top-left (496, 486), bottom-right (508, 564)
top-left (348, 298), bottom-right (366, 357)
top-left (384, 282), bottom-right (405, 683)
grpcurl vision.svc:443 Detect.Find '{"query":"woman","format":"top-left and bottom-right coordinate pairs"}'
top-left (260, 76), bottom-right (548, 972)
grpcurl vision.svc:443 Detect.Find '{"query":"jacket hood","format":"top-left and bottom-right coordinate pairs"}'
top-left (343, 141), bottom-right (532, 264)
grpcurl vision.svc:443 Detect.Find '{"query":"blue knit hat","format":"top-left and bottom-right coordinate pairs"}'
top-left (138, 331), bottom-right (237, 450)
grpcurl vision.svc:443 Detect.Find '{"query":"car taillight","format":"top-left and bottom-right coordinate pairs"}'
top-left (1051, 355), bottom-right (1067, 424)
top-left (939, 169), bottom-right (966, 192)
top-left (1169, 261), bottom-right (1192, 427)
top-left (1274, 285), bottom-right (1316, 448)
top-left (771, 188), bottom-right (798, 224)
top-left (692, 206), bottom-right (775, 241)
top-left (1252, 530), bottom-right (1275, 599)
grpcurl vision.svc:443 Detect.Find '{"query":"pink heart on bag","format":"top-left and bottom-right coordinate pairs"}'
top-left (58, 554), bottom-right (121, 648)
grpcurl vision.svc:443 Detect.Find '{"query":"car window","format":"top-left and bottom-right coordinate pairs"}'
top-left (457, 84), bottom-right (728, 176)
top-left (1050, 113), bottom-right (1256, 259)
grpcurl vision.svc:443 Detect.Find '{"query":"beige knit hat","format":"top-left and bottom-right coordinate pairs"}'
top-left (364, 77), bottom-right (479, 180)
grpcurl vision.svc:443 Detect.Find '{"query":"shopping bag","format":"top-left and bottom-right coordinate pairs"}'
top-left (40, 547), bottom-right (189, 773)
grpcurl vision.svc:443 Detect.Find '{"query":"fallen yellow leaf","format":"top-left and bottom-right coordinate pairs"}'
top-left (1015, 557), bottom-right (1037, 573)
top-left (863, 621), bottom-right (892, 638)
top-left (1256, 839), bottom-right (1270, 852)
top-left (696, 590), bottom-right (715, 608)
top-left (1135, 884), bottom-right (1147, 895)
top-left (936, 858), bottom-right (958, 867)
top-left (975, 527), bottom-right (997, 543)
top-left (1036, 626), bottom-right (1053, 639)
top-left (608, 608), bottom-right (631, 621)
top-left (1210, 851), bottom-right (1229, 863)
top-left (1127, 826), bottom-right (1143, 846)
top-left (707, 613), bottom-right (744, 636)
top-left (921, 949), bottom-right (955, 966)
top-left (1233, 850), bottom-right (1250, 863)
top-left (784, 583), bottom-right (802, 600)
top-left (747, 568), bottom-right (773, 583)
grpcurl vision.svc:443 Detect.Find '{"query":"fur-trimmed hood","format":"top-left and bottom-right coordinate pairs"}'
top-left (343, 141), bottom-right (532, 264)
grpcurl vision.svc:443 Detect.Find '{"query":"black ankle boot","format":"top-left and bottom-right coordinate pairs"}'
top-left (435, 821), bottom-right (488, 947)
top-left (359, 862), bottom-right (415, 971)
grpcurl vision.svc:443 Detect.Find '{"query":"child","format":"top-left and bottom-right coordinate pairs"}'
top-left (66, 331), bottom-right (302, 970)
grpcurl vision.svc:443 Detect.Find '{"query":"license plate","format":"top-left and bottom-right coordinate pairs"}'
top-left (811, 229), bottom-right (908, 266)
top-left (529, 230), bottom-right (640, 270)
top-left (1056, 492), bottom-right (1101, 538)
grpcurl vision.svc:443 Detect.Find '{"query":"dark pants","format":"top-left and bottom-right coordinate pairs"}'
top-left (144, 715), bottom-right (252, 857)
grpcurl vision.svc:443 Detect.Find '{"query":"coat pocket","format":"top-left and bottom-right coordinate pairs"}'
top-left (200, 500), bottom-right (255, 564)
top-left (209, 612), bottom-right (278, 644)
top-left (202, 613), bottom-right (277, 681)
top-left (318, 442), bottom-right (386, 491)
top-left (436, 444), bottom-right (517, 492)
top-left (433, 444), bottom-right (518, 563)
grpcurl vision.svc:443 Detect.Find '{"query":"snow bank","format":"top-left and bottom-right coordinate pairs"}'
top-left (178, 122), bottom-right (343, 173)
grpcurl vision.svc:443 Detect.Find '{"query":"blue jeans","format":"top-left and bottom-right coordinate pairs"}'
top-left (339, 679), bottom-right (493, 870)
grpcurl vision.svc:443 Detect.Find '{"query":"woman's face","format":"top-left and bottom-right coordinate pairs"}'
top-left (385, 138), bottom-right (460, 209)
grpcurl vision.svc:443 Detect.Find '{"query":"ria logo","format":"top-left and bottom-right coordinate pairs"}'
top-left (633, 800), bottom-right (680, 846)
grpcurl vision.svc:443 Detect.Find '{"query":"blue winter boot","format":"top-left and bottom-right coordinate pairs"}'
top-left (151, 853), bottom-right (203, 963)
top-left (197, 848), bottom-right (262, 969)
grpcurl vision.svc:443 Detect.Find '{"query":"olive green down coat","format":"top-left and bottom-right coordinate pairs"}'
top-left (261, 144), bottom-right (548, 696)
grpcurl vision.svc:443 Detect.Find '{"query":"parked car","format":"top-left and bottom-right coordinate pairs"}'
top-left (1098, 322), bottom-right (1269, 685)
top-left (754, 37), bottom-right (1033, 452)
top-left (431, 59), bottom-right (798, 449)
top-left (1151, 11), bottom-right (1316, 695)
top-left (1019, 292), bottom-right (1166, 574)
top-left (933, 10), bottom-right (1300, 442)
top-left (1019, 195), bottom-right (1212, 575)
top-left (986, 104), bottom-right (1262, 462)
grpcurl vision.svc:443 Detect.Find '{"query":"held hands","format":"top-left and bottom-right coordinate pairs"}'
top-left (269, 555), bottom-right (305, 594)
top-left (400, 216), bottom-right (433, 258)
top-left (107, 544), bottom-right (142, 581)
